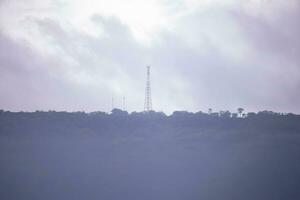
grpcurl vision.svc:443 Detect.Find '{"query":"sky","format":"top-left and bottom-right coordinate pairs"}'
top-left (0, 0), bottom-right (300, 114)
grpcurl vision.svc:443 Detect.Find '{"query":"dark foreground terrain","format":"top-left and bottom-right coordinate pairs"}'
top-left (1, 109), bottom-right (300, 200)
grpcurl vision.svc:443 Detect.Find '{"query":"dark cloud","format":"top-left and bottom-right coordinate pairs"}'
top-left (28, 16), bottom-right (147, 112)
top-left (148, 5), bottom-right (300, 113)
top-left (230, 5), bottom-right (300, 111)
top-left (232, 4), bottom-right (300, 65)
top-left (0, 31), bottom-right (111, 112)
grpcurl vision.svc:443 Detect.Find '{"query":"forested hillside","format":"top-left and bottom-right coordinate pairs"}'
top-left (0, 109), bottom-right (300, 200)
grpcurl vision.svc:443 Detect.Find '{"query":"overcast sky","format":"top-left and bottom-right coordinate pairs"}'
top-left (0, 0), bottom-right (299, 114)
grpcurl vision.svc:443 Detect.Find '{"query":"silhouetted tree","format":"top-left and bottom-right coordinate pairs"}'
top-left (111, 108), bottom-right (128, 116)
top-left (237, 108), bottom-right (244, 118)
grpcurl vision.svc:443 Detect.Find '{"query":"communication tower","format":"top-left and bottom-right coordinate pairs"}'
top-left (144, 66), bottom-right (152, 112)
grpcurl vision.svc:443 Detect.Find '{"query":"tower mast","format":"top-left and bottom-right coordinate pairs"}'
top-left (111, 97), bottom-right (114, 111)
top-left (144, 66), bottom-right (152, 112)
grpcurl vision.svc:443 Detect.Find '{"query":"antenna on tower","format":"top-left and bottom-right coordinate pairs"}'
top-left (111, 97), bottom-right (114, 111)
top-left (144, 66), bottom-right (152, 112)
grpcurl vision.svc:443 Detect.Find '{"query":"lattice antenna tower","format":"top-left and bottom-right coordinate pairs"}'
top-left (144, 66), bottom-right (152, 112)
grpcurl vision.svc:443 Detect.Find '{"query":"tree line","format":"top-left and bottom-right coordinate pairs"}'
top-left (1, 108), bottom-right (299, 135)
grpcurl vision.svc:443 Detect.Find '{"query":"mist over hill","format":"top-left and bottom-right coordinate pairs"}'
top-left (1, 109), bottom-right (300, 200)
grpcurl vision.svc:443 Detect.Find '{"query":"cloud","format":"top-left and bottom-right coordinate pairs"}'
top-left (0, 29), bottom-right (118, 112)
top-left (0, 0), bottom-right (300, 114)
top-left (151, 2), bottom-right (300, 113)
